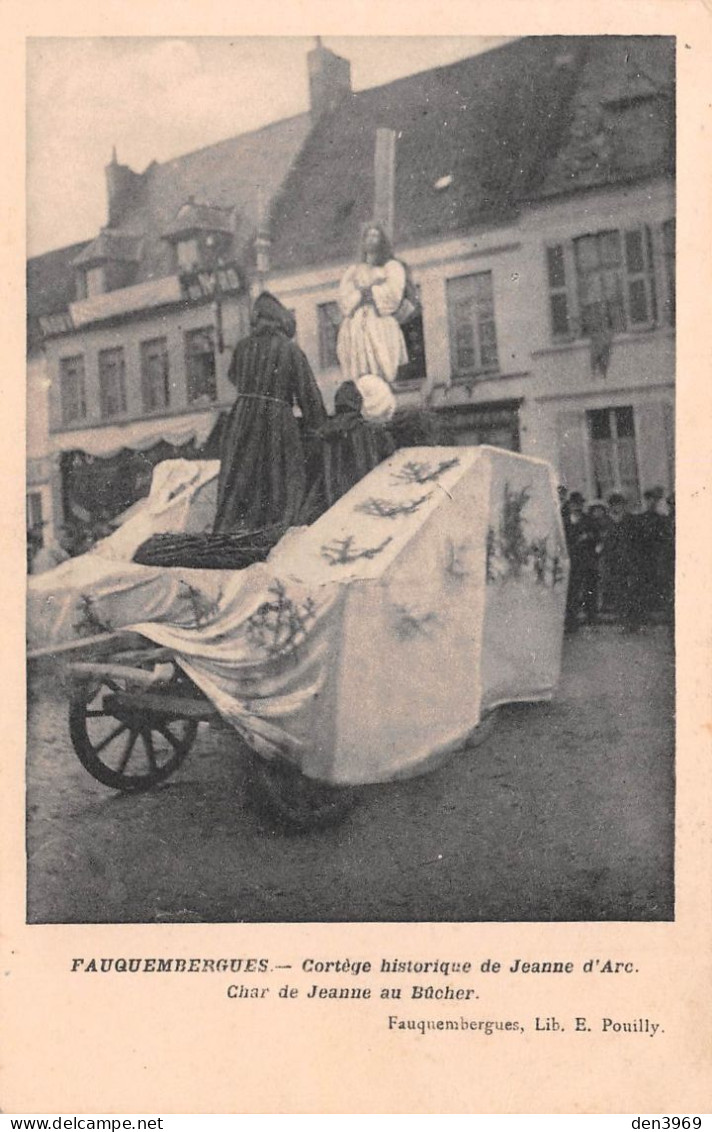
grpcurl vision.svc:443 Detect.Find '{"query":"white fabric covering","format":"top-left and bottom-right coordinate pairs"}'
top-left (28, 448), bottom-right (568, 785)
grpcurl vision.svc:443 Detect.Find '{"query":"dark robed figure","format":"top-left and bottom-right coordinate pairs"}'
top-left (214, 292), bottom-right (327, 534)
top-left (318, 380), bottom-right (396, 509)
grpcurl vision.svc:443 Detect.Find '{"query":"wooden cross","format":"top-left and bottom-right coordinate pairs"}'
top-left (374, 127), bottom-right (396, 240)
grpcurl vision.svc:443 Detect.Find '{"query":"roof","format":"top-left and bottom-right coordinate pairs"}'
top-left (538, 36), bottom-right (674, 198)
top-left (27, 36), bottom-right (674, 346)
top-left (162, 199), bottom-right (234, 239)
top-left (26, 239), bottom-right (91, 355)
top-left (269, 35), bottom-right (675, 272)
top-left (72, 231), bottom-right (143, 266)
top-left (104, 111), bottom-right (312, 283)
top-left (26, 111), bottom-right (313, 351)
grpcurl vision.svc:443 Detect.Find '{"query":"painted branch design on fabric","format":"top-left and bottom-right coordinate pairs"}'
top-left (391, 604), bottom-right (439, 640)
top-left (486, 482), bottom-right (566, 586)
top-left (529, 538), bottom-right (550, 585)
top-left (245, 579), bottom-right (317, 659)
top-left (551, 555), bottom-right (566, 588)
top-left (73, 594), bottom-right (114, 637)
top-left (320, 535), bottom-right (393, 566)
top-left (167, 469), bottom-right (201, 501)
top-left (444, 539), bottom-right (471, 580)
top-left (499, 483), bottom-right (531, 577)
top-left (485, 526), bottom-right (498, 584)
top-left (179, 582), bottom-right (222, 628)
top-left (391, 457), bottom-right (460, 486)
top-left (356, 493), bottom-right (432, 519)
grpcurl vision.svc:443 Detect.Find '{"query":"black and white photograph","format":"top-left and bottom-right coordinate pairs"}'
top-left (26, 33), bottom-right (676, 925)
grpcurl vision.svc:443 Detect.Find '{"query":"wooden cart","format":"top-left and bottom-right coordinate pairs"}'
top-left (29, 627), bottom-right (498, 832)
top-left (29, 631), bottom-right (362, 831)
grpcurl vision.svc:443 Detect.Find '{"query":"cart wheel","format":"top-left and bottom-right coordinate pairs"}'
top-left (69, 678), bottom-right (197, 793)
top-left (245, 753), bottom-right (357, 832)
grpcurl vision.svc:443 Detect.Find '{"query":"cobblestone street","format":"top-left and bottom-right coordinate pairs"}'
top-left (26, 624), bottom-right (674, 924)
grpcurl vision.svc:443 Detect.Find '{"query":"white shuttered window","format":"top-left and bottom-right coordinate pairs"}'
top-left (546, 223), bottom-right (668, 342)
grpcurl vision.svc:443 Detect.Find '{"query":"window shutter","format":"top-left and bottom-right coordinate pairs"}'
top-left (447, 276), bottom-right (476, 373)
top-left (555, 409), bottom-right (588, 495)
top-left (27, 491), bottom-right (43, 531)
top-left (662, 400), bottom-right (675, 486)
top-left (185, 328), bottom-right (217, 403)
top-left (546, 242), bottom-right (579, 340)
top-left (98, 348), bottom-right (127, 418)
top-left (60, 357), bottom-right (87, 425)
top-left (476, 274), bottom-right (499, 370)
top-left (634, 401), bottom-right (674, 495)
top-left (661, 219), bottom-right (675, 325)
top-left (624, 225), bottom-right (657, 328)
top-left (546, 244), bottom-right (569, 338)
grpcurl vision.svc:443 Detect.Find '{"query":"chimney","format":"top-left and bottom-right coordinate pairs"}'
top-left (307, 37), bottom-right (351, 120)
top-left (105, 148), bottom-right (142, 227)
top-left (373, 128), bottom-right (397, 241)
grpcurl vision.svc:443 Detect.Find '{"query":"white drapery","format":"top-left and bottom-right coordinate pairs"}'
top-left (50, 410), bottom-right (222, 459)
top-left (29, 448), bottom-right (568, 786)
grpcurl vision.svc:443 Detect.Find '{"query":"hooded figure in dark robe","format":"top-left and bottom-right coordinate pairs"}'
top-left (213, 292), bottom-right (327, 534)
top-left (319, 380), bottom-right (396, 508)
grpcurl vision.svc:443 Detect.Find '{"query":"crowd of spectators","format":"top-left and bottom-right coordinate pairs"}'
top-left (560, 485), bottom-right (674, 633)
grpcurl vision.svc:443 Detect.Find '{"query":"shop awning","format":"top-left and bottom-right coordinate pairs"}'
top-left (51, 410), bottom-right (222, 459)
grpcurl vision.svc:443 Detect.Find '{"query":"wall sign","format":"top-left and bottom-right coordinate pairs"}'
top-left (180, 263), bottom-right (243, 302)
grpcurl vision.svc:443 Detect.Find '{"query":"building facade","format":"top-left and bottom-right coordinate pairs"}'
top-left (266, 35), bottom-right (675, 505)
top-left (28, 36), bottom-right (675, 540)
top-left (28, 40), bottom-right (351, 533)
top-left (27, 239), bottom-right (91, 544)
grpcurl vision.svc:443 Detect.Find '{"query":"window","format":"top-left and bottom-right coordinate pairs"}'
top-left (185, 327), bottom-right (217, 403)
top-left (59, 355), bottom-right (87, 425)
top-left (27, 492), bottom-right (43, 539)
top-left (98, 347), bottom-right (127, 419)
top-left (177, 238), bottom-right (200, 273)
top-left (84, 266), bottom-right (106, 297)
top-left (446, 272), bottom-right (499, 377)
top-left (587, 406), bottom-right (640, 506)
top-left (140, 337), bottom-right (170, 413)
top-left (317, 302), bottom-right (341, 370)
top-left (397, 312), bottom-right (427, 384)
top-left (546, 245), bottom-right (571, 337)
top-left (662, 218), bottom-right (675, 325)
top-left (547, 226), bottom-right (658, 341)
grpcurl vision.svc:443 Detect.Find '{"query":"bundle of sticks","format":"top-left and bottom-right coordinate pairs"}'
top-left (132, 526), bottom-right (287, 571)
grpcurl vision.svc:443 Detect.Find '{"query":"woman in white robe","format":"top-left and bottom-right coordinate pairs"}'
top-left (336, 222), bottom-right (409, 385)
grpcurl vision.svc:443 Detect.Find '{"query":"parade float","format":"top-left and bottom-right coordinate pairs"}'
top-left (28, 446), bottom-right (568, 828)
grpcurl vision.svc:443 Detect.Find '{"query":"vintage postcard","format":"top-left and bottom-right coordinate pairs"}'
top-left (2, 0), bottom-right (711, 1115)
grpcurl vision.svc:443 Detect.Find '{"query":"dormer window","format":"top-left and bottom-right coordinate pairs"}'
top-left (163, 198), bottom-right (234, 275)
top-left (72, 230), bottom-right (141, 300)
top-left (176, 238), bottom-right (200, 273)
